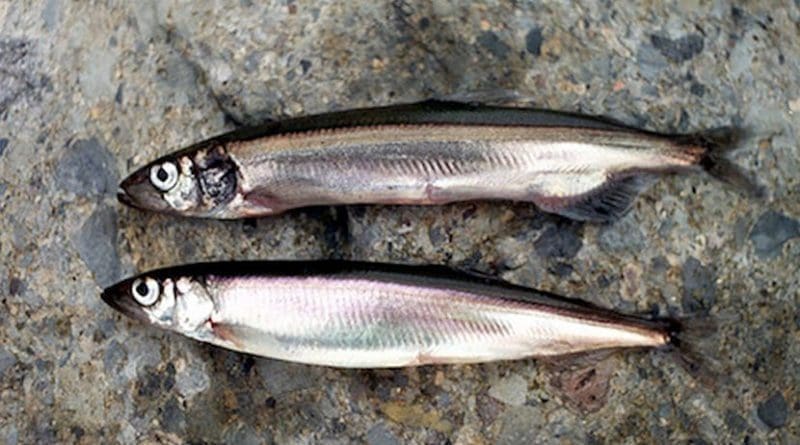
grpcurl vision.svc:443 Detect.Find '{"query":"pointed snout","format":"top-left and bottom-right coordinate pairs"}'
top-left (117, 167), bottom-right (172, 213)
top-left (101, 279), bottom-right (150, 324)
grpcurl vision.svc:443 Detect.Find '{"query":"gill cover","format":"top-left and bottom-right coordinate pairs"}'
top-left (195, 146), bottom-right (238, 210)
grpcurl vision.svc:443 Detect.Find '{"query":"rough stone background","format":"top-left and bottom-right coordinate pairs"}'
top-left (1, 1), bottom-right (798, 444)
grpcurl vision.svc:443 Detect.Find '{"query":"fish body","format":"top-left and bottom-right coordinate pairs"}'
top-left (102, 261), bottom-right (677, 368)
top-left (118, 100), bottom-right (757, 222)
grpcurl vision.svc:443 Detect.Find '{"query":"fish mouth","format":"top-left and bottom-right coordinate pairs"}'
top-left (101, 282), bottom-right (150, 324)
top-left (117, 171), bottom-right (149, 208)
top-left (117, 170), bottom-right (173, 213)
top-left (117, 186), bottom-right (139, 208)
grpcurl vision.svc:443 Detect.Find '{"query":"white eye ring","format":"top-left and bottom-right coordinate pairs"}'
top-left (131, 277), bottom-right (160, 306)
top-left (150, 162), bottom-right (179, 191)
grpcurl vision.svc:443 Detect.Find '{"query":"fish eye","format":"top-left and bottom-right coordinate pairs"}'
top-left (150, 162), bottom-right (179, 191)
top-left (131, 277), bottom-right (160, 306)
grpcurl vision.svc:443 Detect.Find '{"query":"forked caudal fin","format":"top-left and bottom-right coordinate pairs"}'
top-left (661, 314), bottom-right (727, 388)
top-left (683, 127), bottom-right (765, 198)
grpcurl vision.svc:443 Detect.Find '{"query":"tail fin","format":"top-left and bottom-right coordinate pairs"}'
top-left (683, 127), bottom-right (765, 198)
top-left (662, 314), bottom-right (729, 388)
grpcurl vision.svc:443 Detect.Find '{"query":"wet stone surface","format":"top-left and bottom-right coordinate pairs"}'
top-left (55, 138), bottom-right (118, 198)
top-left (749, 210), bottom-right (800, 259)
top-left (0, 347), bottom-right (17, 376)
top-left (757, 392), bottom-right (789, 429)
top-left (0, 2), bottom-right (798, 444)
top-left (650, 33), bottom-right (704, 63)
top-left (681, 257), bottom-right (716, 314)
top-left (71, 205), bottom-right (121, 288)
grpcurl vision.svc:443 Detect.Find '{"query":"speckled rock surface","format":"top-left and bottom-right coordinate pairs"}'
top-left (1, 2), bottom-right (798, 444)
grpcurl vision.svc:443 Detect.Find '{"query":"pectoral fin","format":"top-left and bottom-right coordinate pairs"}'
top-left (241, 188), bottom-right (288, 216)
top-left (209, 321), bottom-right (245, 348)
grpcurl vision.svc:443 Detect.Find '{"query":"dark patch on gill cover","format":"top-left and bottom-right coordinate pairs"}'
top-left (195, 146), bottom-right (238, 208)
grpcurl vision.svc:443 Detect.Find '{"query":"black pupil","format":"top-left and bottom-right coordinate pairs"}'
top-left (156, 167), bottom-right (169, 182)
top-left (135, 281), bottom-right (149, 297)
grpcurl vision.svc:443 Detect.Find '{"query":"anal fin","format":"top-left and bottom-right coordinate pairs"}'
top-left (535, 174), bottom-right (656, 224)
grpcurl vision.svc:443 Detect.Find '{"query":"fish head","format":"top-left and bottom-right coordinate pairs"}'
top-left (102, 272), bottom-right (216, 338)
top-left (118, 144), bottom-right (238, 218)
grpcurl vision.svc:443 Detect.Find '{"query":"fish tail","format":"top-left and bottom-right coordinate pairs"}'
top-left (661, 314), bottom-right (726, 387)
top-left (680, 127), bottom-right (765, 198)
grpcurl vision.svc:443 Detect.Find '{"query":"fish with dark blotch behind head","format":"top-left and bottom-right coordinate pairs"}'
top-left (117, 100), bottom-right (761, 222)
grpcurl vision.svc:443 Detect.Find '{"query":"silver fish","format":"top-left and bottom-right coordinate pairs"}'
top-left (118, 100), bottom-right (759, 222)
top-left (101, 261), bottom-right (699, 369)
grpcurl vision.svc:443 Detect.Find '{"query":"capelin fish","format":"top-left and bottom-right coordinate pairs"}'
top-left (118, 100), bottom-right (760, 222)
top-left (101, 261), bottom-right (703, 369)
